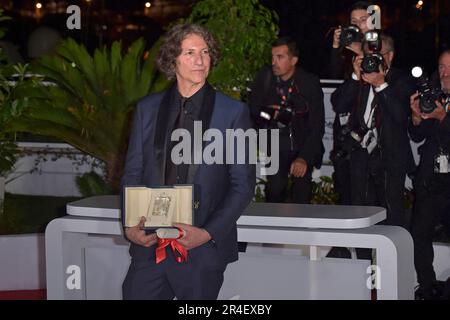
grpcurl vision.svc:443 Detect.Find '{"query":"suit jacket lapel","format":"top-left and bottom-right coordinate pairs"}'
top-left (356, 83), bottom-right (371, 126)
top-left (186, 82), bottom-right (216, 184)
top-left (153, 83), bottom-right (177, 185)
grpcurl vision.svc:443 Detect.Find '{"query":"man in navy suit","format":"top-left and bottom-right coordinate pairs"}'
top-left (120, 24), bottom-right (256, 300)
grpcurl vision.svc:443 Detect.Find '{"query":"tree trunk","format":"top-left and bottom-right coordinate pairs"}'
top-left (105, 152), bottom-right (126, 194)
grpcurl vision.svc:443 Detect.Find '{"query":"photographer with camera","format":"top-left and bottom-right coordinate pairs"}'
top-left (329, 2), bottom-right (375, 212)
top-left (331, 33), bottom-right (415, 234)
top-left (409, 49), bottom-right (450, 300)
top-left (329, 1), bottom-right (372, 79)
top-left (248, 37), bottom-right (325, 204)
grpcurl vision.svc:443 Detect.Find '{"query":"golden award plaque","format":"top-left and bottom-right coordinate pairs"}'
top-left (124, 185), bottom-right (193, 229)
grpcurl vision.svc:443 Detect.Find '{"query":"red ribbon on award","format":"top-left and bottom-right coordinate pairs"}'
top-left (155, 228), bottom-right (187, 264)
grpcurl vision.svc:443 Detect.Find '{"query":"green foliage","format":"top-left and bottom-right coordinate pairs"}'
top-left (186, 0), bottom-right (278, 99)
top-left (311, 176), bottom-right (339, 205)
top-left (254, 177), bottom-right (267, 202)
top-left (0, 193), bottom-right (80, 234)
top-left (0, 63), bottom-right (32, 125)
top-left (75, 171), bottom-right (112, 197)
top-left (2, 38), bottom-right (169, 191)
top-left (0, 140), bottom-right (18, 177)
top-left (253, 175), bottom-right (340, 205)
top-left (0, 3), bottom-right (278, 192)
top-left (0, 9), bottom-right (11, 40)
top-left (0, 10), bottom-right (20, 178)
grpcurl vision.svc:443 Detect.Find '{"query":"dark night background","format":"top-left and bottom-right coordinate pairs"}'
top-left (0, 0), bottom-right (449, 78)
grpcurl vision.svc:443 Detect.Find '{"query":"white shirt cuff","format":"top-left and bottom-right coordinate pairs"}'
top-left (351, 72), bottom-right (359, 81)
top-left (374, 83), bottom-right (388, 92)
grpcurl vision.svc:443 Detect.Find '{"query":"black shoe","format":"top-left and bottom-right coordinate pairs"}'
top-left (415, 281), bottom-right (445, 300)
top-left (326, 247), bottom-right (351, 259)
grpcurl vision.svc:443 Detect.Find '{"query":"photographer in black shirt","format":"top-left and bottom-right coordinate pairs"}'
top-left (409, 50), bottom-right (450, 300)
top-left (248, 37), bottom-right (325, 204)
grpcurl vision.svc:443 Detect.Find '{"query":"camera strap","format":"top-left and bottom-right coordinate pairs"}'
top-left (275, 76), bottom-right (296, 107)
top-left (435, 114), bottom-right (450, 173)
top-left (444, 95), bottom-right (450, 112)
top-left (275, 77), bottom-right (297, 150)
top-left (361, 87), bottom-right (380, 153)
top-left (275, 76), bottom-right (310, 116)
top-left (364, 88), bottom-right (379, 130)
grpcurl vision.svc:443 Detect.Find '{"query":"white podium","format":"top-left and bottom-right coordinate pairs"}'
top-left (45, 196), bottom-right (414, 300)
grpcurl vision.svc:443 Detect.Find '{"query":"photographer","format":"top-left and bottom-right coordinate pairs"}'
top-left (329, 1), bottom-right (372, 79)
top-left (331, 34), bottom-right (415, 232)
top-left (329, 2), bottom-right (374, 209)
top-left (248, 37), bottom-right (325, 204)
top-left (409, 50), bottom-right (450, 300)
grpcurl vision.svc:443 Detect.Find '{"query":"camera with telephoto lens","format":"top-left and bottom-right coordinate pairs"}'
top-left (411, 66), bottom-right (449, 114)
top-left (361, 30), bottom-right (384, 74)
top-left (259, 93), bottom-right (309, 127)
top-left (339, 24), bottom-right (363, 48)
top-left (259, 105), bottom-right (295, 127)
top-left (330, 124), bottom-right (368, 162)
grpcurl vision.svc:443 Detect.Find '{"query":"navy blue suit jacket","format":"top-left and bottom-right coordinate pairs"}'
top-left (121, 83), bottom-right (256, 265)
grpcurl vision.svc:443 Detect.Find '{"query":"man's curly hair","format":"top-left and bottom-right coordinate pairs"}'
top-left (156, 24), bottom-right (220, 80)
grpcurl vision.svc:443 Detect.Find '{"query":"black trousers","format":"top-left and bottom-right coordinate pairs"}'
top-left (122, 242), bottom-right (226, 300)
top-left (411, 172), bottom-right (450, 290)
top-left (265, 150), bottom-right (312, 204)
top-left (350, 148), bottom-right (407, 227)
top-left (332, 157), bottom-right (352, 205)
top-left (349, 148), bottom-right (407, 260)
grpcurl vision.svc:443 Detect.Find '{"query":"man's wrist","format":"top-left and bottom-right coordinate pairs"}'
top-left (374, 82), bottom-right (388, 92)
top-left (201, 228), bottom-right (212, 242)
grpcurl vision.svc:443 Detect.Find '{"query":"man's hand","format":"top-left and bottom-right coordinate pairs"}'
top-left (333, 26), bottom-right (342, 49)
top-left (361, 65), bottom-right (386, 88)
top-left (125, 216), bottom-right (157, 247)
top-left (290, 157), bottom-right (308, 178)
top-left (173, 223), bottom-right (212, 251)
top-left (410, 92), bottom-right (422, 126)
top-left (421, 100), bottom-right (447, 122)
top-left (346, 42), bottom-right (363, 55)
top-left (352, 55), bottom-right (363, 80)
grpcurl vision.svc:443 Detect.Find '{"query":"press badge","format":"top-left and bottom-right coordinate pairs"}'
top-left (434, 152), bottom-right (450, 173)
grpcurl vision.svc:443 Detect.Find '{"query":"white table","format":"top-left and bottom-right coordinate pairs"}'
top-left (46, 195), bottom-right (414, 300)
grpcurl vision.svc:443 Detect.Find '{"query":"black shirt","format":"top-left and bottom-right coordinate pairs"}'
top-left (275, 76), bottom-right (297, 151)
top-left (165, 84), bottom-right (205, 185)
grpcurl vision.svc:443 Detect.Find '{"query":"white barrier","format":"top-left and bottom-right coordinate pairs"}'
top-left (0, 234), bottom-right (46, 291)
top-left (5, 142), bottom-right (101, 197)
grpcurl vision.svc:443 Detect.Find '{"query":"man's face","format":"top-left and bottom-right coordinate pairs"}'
top-left (438, 53), bottom-right (450, 93)
top-left (271, 45), bottom-right (298, 78)
top-left (351, 9), bottom-right (370, 34)
top-left (175, 33), bottom-right (211, 87)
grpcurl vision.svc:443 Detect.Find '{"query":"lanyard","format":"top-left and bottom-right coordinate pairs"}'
top-left (275, 77), bottom-right (310, 116)
top-left (275, 77), bottom-right (296, 106)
